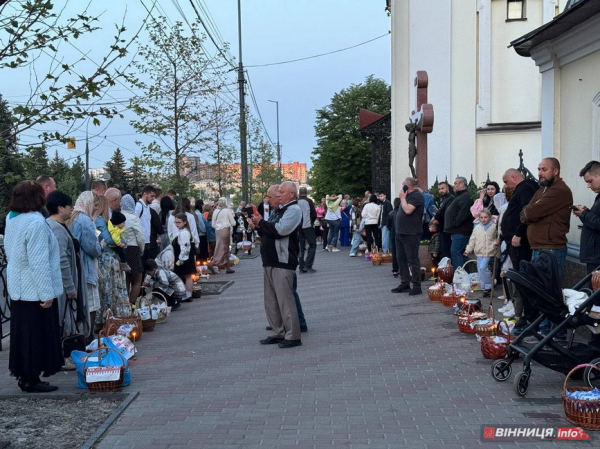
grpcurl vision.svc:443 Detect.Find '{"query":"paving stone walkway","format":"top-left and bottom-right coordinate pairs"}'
top-left (1, 245), bottom-right (598, 448)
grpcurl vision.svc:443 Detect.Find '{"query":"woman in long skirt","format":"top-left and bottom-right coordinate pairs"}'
top-left (6, 181), bottom-right (64, 392)
top-left (209, 197), bottom-right (236, 274)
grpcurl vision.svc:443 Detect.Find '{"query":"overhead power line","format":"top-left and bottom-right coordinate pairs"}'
top-left (246, 31), bottom-right (391, 68)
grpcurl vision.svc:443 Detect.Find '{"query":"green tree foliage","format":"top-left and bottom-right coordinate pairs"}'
top-left (1, 0), bottom-right (136, 143)
top-left (206, 98), bottom-right (239, 198)
top-left (105, 148), bottom-right (128, 191)
top-left (310, 75), bottom-right (391, 200)
top-left (59, 156), bottom-right (85, 200)
top-left (248, 119), bottom-right (281, 204)
top-left (126, 157), bottom-right (149, 196)
top-left (129, 18), bottom-right (230, 196)
top-left (21, 145), bottom-right (49, 179)
top-left (48, 150), bottom-right (70, 182)
top-left (0, 94), bottom-right (24, 227)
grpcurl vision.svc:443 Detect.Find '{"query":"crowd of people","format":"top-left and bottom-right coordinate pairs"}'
top-left (1, 177), bottom-right (258, 392)
top-left (4, 156), bottom-right (600, 392)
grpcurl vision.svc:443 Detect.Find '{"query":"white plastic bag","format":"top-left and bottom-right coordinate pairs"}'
top-left (438, 257), bottom-right (451, 269)
top-left (453, 267), bottom-right (471, 291)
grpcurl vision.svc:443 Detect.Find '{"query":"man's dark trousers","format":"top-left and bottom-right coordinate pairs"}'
top-left (396, 234), bottom-right (421, 289)
top-left (299, 227), bottom-right (317, 270)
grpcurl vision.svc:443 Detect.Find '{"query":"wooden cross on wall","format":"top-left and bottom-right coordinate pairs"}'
top-left (408, 71), bottom-right (434, 190)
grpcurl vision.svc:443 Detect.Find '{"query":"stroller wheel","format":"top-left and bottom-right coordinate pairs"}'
top-left (513, 371), bottom-right (530, 396)
top-left (491, 359), bottom-right (512, 382)
top-left (583, 358), bottom-right (600, 389)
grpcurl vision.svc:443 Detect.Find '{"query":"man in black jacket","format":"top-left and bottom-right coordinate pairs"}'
top-left (444, 177), bottom-right (473, 269)
top-left (573, 161), bottom-right (600, 347)
top-left (500, 168), bottom-right (538, 330)
top-left (432, 181), bottom-right (454, 259)
top-left (252, 182), bottom-right (303, 349)
top-left (298, 187), bottom-right (317, 273)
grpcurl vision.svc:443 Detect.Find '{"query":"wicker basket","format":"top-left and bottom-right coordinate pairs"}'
top-left (102, 303), bottom-right (142, 340)
top-left (457, 303), bottom-right (487, 334)
top-left (83, 334), bottom-right (125, 393)
top-left (481, 321), bottom-right (513, 359)
top-left (380, 252), bottom-right (393, 263)
top-left (592, 271), bottom-right (600, 291)
top-left (474, 306), bottom-right (497, 338)
top-left (428, 285), bottom-right (444, 302)
top-left (442, 293), bottom-right (459, 307)
top-left (135, 296), bottom-right (156, 332)
top-left (149, 291), bottom-right (169, 324)
top-left (371, 257), bottom-right (381, 266)
top-left (437, 264), bottom-right (454, 284)
top-left (561, 364), bottom-right (600, 430)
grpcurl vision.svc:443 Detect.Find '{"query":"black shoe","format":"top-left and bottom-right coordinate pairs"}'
top-left (180, 297), bottom-right (193, 303)
top-left (300, 325), bottom-right (308, 333)
top-left (171, 302), bottom-right (182, 311)
top-left (278, 339), bottom-right (302, 348)
top-left (299, 268), bottom-right (307, 273)
top-left (482, 290), bottom-right (491, 298)
top-left (391, 284), bottom-right (410, 293)
top-left (408, 288), bottom-right (423, 296)
top-left (513, 318), bottom-right (530, 336)
top-left (392, 272), bottom-right (399, 278)
top-left (260, 336), bottom-right (285, 345)
top-left (19, 381), bottom-right (58, 393)
top-left (265, 326), bottom-right (273, 331)
top-left (307, 268), bottom-right (317, 274)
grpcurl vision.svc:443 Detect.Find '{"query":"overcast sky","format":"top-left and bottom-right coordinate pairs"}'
top-left (3, 0), bottom-right (391, 170)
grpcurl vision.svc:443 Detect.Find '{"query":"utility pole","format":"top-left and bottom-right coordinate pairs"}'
top-left (237, 0), bottom-right (248, 202)
top-left (268, 100), bottom-right (281, 177)
top-left (85, 118), bottom-right (90, 190)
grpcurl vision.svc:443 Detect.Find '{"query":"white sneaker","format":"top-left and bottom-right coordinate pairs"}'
top-left (349, 253), bottom-right (356, 257)
top-left (498, 295), bottom-right (506, 301)
top-left (331, 247), bottom-right (340, 252)
top-left (502, 304), bottom-right (515, 317)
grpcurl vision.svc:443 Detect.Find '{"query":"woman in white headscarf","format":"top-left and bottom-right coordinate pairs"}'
top-left (209, 197), bottom-right (236, 274)
top-left (67, 191), bottom-right (102, 338)
top-left (120, 194), bottom-right (146, 303)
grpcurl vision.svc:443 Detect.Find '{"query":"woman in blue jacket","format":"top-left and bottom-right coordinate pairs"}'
top-left (5, 181), bottom-right (64, 392)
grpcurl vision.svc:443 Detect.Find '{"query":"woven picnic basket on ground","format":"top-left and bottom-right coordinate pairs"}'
top-left (561, 364), bottom-right (600, 430)
top-left (135, 296), bottom-right (156, 332)
top-left (380, 252), bottom-right (393, 263)
top-left (474, 306), bottom-right (497, 338)
top-left (480, 321), bottom-right (513, 359)
top-left (83, 332), bottom-right (125, 393)
top-left (428, 284), bottom-right (444, 302)
top-left (457, 303), bottom-right (487, 334)
top-left (102, 302), bottom-right (142, 340)
top-left (442, 292), bottom-right (459, 307)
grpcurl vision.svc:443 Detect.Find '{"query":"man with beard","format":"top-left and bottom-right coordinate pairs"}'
top-left (520, 158), bottom-right (572, 340)
top-left (521, 158), bottom-right (573, 279)
top-left (431, 181), bottom-right (454, 259)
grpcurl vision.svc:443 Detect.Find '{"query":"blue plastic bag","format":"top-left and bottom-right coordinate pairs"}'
top-left (71, 337), bottom-right (131, 389)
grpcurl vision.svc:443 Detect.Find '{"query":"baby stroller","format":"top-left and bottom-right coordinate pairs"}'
top-left (491, 250), bottom-right (600, 396)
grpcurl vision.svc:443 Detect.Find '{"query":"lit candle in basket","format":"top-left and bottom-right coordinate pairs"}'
top-left (130, 330), bottom-right (137, 360)
top-left (431, 267), bottom-right (436, 283)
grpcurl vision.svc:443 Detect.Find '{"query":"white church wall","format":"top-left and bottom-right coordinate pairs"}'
top-left (490, 0), bottom-right (543, 124)
top-left (450, 1), bottom-right (478, 183)
top-left (475, 131), bottom-right (541, 183)
top-left (559, 54), bottom-right (600, 245)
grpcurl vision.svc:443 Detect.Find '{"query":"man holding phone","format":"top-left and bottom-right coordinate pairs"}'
top-left (574, 161), bottom-right (600, 347)
top-left (392, 178), bottom-right (424, 296)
